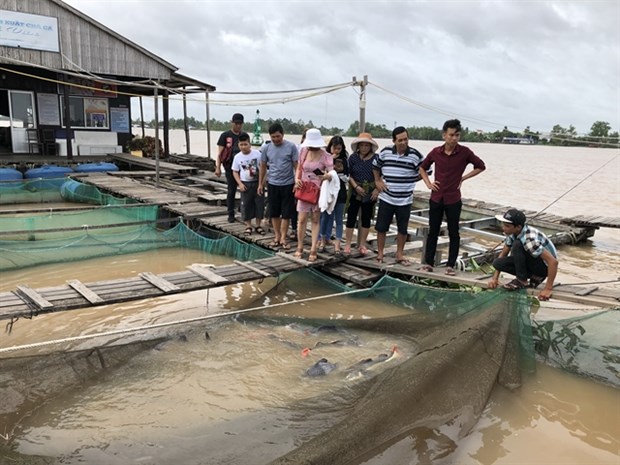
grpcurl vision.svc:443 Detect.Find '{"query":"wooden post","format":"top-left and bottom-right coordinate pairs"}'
top-left (61, 75), bottom-right (73, 161)
top-left (205, 91), bottom-right (212, 159)
top-left (139, 96), bottom-right (145, 138)
top-left (183, 87), bottom-right (190, 154)
top-left (154, 84), bottom-right (160, 187)
top-left (163, 86), bottom-right (170, 158)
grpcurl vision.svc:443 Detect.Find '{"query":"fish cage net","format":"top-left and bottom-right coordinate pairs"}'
top-left (0, 179), bottom-right (272, 271)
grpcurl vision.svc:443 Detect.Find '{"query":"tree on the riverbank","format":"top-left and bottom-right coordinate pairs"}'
top-left (132, 117), bottom-right (618, 148)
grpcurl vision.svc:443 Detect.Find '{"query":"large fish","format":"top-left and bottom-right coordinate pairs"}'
top-left (305, 358), bottom-right (338, 377)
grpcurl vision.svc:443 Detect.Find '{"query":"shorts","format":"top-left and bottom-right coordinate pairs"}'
top-left (267, 183), bottom-right (295, 219)
top-left (375, 200), bottom-right (411, 235)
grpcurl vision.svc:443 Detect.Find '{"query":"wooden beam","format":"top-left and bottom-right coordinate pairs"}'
top-left (139, 272), bottom-right (180, 293)
top-left (187, 264), bottom-right (229, 283)
top-left (67, 280), bottom-right (105, 304)
top-left (15, 285), bottom-right (54, 310)
top-left (233, 260), bottom-right (272, 277)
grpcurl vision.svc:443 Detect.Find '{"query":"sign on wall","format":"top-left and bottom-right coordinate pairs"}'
top-left (110, 107), bottom-right (130, 133)
top-left (37, 93), bottom-right (61, 125)
top-left (0, 10), bottom-right (59, 53)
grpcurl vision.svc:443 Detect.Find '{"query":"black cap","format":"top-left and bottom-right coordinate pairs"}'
top-left (232, 113), bottom-right (244, 123)
top-left (495, 209), bottom-right (526, 226)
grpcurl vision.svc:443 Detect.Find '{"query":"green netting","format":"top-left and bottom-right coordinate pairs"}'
top-left (0, 204), bottom-right (160, 241)
top-left (234, 275), bottom-right (534, 465)
top-left (533, 309), bottom-right (620, 387)
top-left (0, 178), bottom-right (65, 204)
top-left (0, 220), bottom-right (272, 272)
top-left (60, 179), bottom-right (140, 206)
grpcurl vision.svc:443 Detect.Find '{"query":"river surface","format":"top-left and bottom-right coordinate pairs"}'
top-left (0, 135), bottom-right (619, 464)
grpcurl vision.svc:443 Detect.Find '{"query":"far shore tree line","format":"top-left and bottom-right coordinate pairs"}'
top-left (132, 117), bottom-right (619, 148)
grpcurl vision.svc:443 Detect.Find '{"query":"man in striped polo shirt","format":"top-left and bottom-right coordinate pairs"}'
top-left (373, 126), bottom-right (426, 265)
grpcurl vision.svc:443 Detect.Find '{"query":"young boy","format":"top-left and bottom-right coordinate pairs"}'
top-left (232, 132), bottom-right (265, 235)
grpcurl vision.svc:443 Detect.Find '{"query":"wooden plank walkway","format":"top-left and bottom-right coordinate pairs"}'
top-left (561, 215), bottom-right (620, 229)
top-left (2, 170), bottom-right (616, 321)
top-left (0, 254), bottom-right (348, 321)
top-left (109, 153), bottom-right (200, 175)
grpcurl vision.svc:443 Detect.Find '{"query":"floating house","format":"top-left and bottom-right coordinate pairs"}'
top-left (0, 0), bottom-right (214, 159)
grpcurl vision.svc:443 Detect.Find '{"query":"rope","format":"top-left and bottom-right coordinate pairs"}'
top-left (531, 154), bottom-right (619, 219)
top-left (0, 287), bottom-right (374, 354)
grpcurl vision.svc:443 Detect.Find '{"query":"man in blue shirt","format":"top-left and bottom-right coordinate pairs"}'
top-left (488, 208), bottom-right (559, 301)
top-left (258, 123), bottom-right (299, 249)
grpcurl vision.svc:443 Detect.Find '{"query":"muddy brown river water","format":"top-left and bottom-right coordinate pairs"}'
top-left (0, 139), bottom-right (618, 464)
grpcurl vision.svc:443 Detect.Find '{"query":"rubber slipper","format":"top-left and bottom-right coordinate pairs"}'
top-left (243, 227), bottom-right (253, 235)
top-left (502, 279), bottom-right (528, 291)
top-left (308, 253), bottom-right (318, 262)
top-left (255, 226), bottom-right (265, 235)
top-left (445, 267), bottom-right (456, 276)
top-left (280, 242), bottom-right (291, 251)
top-left (358, 246), bottom-right (369, 256)
top-left (395, 258), bottom-right (411, 267)
top-left (418, 264), bottom-right (434, 272)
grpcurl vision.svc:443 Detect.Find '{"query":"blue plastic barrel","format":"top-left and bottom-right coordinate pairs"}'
top-left (25, 165), bottom-right (73, 179)
top-left (25, 165), bottom-right (73, 190)
top-left (74, 162), bottom-right (119, 173)
top-left (0, 168), bottom-right (23, 181)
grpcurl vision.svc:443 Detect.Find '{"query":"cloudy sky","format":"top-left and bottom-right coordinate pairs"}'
top-left (64, 0), bottom-right (619, 135)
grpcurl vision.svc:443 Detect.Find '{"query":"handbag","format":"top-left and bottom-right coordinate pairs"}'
top-left (294, 181), bottom-right (320, 205)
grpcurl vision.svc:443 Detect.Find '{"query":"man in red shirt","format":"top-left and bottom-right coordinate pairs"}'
top-left (419, 119), bottom-right (486, 275)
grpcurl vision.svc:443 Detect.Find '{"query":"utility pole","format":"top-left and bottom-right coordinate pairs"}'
top-left (154, 83), bottom-right (160, 187)
top-left (359, 75), bottom-right (368, 133)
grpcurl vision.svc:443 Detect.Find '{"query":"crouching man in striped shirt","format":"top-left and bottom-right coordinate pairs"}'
top-left (373, 126), bottom-right (426, 266)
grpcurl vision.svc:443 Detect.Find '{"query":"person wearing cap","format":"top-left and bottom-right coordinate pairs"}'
top-left (343, 132), bottom-right (380, 256)
top-left (373, 126), bottom-right (425, 265)
top-left (419, 119), bottom-right (486, 275)
top-left (489, 208), bottom-right (559, 301)
top-left (293, 128), bottom-right (333, 262)
top-left (258, 123), bottom-right (299, 250)
top-left (216, 113), bottom-right (245, 223)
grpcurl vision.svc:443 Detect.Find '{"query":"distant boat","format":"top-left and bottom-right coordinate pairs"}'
top-left (502, 137), bottom-right (535, 144)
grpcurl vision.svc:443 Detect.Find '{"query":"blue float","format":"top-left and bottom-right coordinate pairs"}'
top-left (0, 168), bottom-right (23, 181)
top-left (74, 162), bottom-right (119, 173)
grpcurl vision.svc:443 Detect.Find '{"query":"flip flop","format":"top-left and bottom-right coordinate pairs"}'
top-left (358, 246), bottom-right (369, 256)
top-left (243, 227), bottom-right (253, 236)
top-left (418, 264), bottom-right (434, 272)
top-left (280, 242), bottom-right (291, 251)
top-left (529, 275), bottom-right (545, 288)
top-left (308, 253), bottom-right (318, 262)
top-left (255, 226), bottom-right (265, 235)
top-left (502, 279), bottom-right (528, 291)
top-left (445, 267), bottom-right (456, 276)
top-left (395, 258), bottom-right (412, 267)
top-left (268, 240), bottom-right (280, 248)
top-left (294, 249), bottom-right (304, 258)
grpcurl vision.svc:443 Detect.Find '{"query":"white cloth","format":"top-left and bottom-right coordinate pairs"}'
top-left (319, 170), bottom-right (340, 214)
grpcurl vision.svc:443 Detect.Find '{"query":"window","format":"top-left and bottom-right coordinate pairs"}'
top-left (61, 97), bottom-right (109, 129)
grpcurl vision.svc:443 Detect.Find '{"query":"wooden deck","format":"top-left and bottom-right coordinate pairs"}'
top-left (1, 169), bottom-right (618, 321)
top-left (561, 215), bottom-right (620, 229)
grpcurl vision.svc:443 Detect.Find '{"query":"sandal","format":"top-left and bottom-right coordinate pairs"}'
top-left (502, 278), bottom-right (528, 291)
top-left (358, 246), bottom-right (369, 256)
top-left (529, 275), bottom-right (545, 288)
top-left (343, 246), bottom-right (351, 255)
top-left (294, 249), bottom-right (304, 258)
top-left (418, 264), bottom-right (434, 272)
top-left (243, 227), bottom-right (253, 236)
top-left (395, 258), bottom-right (411, 267)
top-left (255, 226), bottom-right (265, 235)
top-left (280, 242), bottom-right (291, 251)
top-left (268, 240), bottom-right (280, 248)
top-left (308, 253), bottom-right (318, 263)
top-left (445, 267), bottom-right (456, 276)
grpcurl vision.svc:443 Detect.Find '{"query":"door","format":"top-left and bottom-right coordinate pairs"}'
top-left (8, 90), bottom-right (36, 153)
